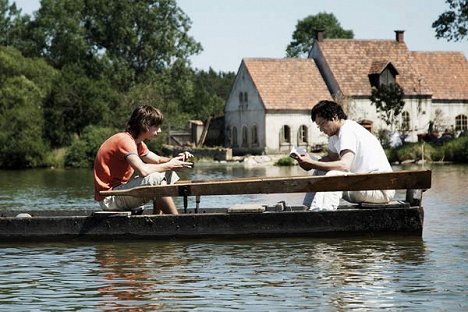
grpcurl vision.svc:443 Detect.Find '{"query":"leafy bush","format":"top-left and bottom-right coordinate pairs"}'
top-left (395, 143), bottom-right (422, 162)
top-left (385, 137), bottom-right (468, 164)
top-left (443, 136), bottom-right (468, 163)
top-left (274, 156), bottom-right (295, 166)
top-left (44, 148), bottom-right (67, 168)
top-left (65, 126), bottom-right (116, 168)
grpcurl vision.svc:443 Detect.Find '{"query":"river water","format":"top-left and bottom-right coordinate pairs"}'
top-left (0, 163), bottom-right (466, 311)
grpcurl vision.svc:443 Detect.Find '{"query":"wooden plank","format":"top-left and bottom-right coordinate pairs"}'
top-left (100, 170), bottom-right (431, 198)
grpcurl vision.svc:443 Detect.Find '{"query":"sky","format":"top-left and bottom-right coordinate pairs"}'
top-left (13, 0), bottom-right (468, 73)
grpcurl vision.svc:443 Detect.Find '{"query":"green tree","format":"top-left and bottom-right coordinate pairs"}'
top-left (189, 68), bottom-right (235, 120)
top-left (433, 0), bottom-right (467, 41)
top-left (0, 46), bottom-right (57, 168)
top-left (21, 0), bottom-right (202, 90)
top-left (369, 83), bottom-right (405, 132)
top-left (44, 64), bottom-right (119, 147)
top-left (7, 0), bottom-right (204, 148)
top-left (286, 12), bottom-right (354, 57)
top-left (0, 0), bottom-right (33, 48)
top-left (65, 125), bottom-right (116, 168)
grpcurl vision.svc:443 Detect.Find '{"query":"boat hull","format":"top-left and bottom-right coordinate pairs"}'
top-left (0, 206), bottom-right (423, 242)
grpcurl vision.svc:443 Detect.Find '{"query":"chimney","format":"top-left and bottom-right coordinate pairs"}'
top-left (314, 29), bottom-right (325, 42)
top-left (395, 30), bottom-right (405, 43)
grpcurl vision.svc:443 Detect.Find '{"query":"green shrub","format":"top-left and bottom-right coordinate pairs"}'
top-left (377, 129), bottom-right (391, 149)
top-left (65, 126), bottom-right (116, 168)
top-left (385, 147), bottom-right (398, 163)
top-left (44, 147), bottom-right (67, 168)
top-left (396, 143), bottom-right (421, 162)
top-left (443, 136), bottom-right (468, 163)
top-left (385, 138), bottom-right (468, 164)
top-left (275, 156), bottom-right (295, 166)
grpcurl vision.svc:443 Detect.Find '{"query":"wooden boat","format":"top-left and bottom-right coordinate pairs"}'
top-left (0, 170), bottom-right (431, 242)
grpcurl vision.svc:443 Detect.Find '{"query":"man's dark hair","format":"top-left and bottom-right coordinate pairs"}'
top-left (126, 105), bottom-right (164, 138)
top-left (311, 100), bottom-right (348, 121)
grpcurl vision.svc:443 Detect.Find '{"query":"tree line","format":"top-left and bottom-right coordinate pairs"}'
top-left (0, 0), bottom-right (463, 168)
top-left (0, 0), bottom-right (235, 168)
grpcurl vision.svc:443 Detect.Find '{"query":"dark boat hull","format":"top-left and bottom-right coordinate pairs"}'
top-left (0, 206), bottom-right (424, 242)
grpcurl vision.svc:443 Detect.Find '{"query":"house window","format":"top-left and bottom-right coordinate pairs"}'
top-left (242, 126), bottom-right (248, 147)
top-left (455, 114), bottom-right (467, 131)
top-left (380, 68), bottom-right (395, 86)
top-left (226, 127), bottom-right (232, 146)
top-left (280, 125), bottom-right (291, 144)
top-left (251, 125), bottom-right (258, 145)
top-left (239, 92), bottom-right (248, 109)
top-left (232, 127), bottom-right (238, 146)
top-left (401, 111), bottom-right (410, 131)
top-left (298, 125), bottom-right (308, 143)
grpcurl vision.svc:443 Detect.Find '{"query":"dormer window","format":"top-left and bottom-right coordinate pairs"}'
top-left (369, 61), bottom-right (399, 88)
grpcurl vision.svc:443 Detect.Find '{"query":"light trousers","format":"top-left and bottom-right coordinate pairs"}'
top-left (302, 170), bottom-right (395, 211)
top-left (99, 171), bottom-right (179, 211)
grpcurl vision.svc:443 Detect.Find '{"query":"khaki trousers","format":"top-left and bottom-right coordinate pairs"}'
top-left (99, 171), bottom-right (179, 211)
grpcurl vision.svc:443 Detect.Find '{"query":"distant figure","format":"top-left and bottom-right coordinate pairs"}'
top-left (94, 105), bottom-right (193, 214)
top-left (291, 100), bottom-right (394, 210)
top-left (389, 130), bottom-right (403, 148)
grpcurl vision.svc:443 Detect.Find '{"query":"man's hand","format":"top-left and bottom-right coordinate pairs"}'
top-left (169, 153), bottom-right (193, 169)
top-left (177, 151), bottom-right (194, 162)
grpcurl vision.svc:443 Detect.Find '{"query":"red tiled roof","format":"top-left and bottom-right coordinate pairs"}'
top-left (316, 40), bottom-right (432, 97)
top-left (411, 51), bottom-right (468, 100)
top-left (242, 58), bottom-right (332, 110)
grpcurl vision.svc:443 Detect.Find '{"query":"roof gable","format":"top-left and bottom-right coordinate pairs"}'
top-left (242, 58), bottom-right (332, 110)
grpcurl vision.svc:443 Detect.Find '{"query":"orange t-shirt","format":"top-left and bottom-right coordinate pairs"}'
top-left (93, 132), bottom-right (149, 201)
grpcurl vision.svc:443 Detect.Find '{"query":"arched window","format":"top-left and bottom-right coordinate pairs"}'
top-left (242, 126), bottom-right (248, 147)
top-left (226, 127), bottom-right (232, 146)
top-left (280, 125), bottom-right (291, 144)
top-left (401, 111), bottom-right (410, 131)
top-left (232, 127), bottom-right (238, 146)
top-left (238, 92), bottom-right (243, 105)
top-left (251, 125), bottom-right (258, 145)
top-left (298, 125), bottom-right (308, 143)
top-left (455, 114), bottom-right (467, 131)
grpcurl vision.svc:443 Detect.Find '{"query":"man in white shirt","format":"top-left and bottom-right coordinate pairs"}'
top-left (292, 100), bottom-right (394, 210)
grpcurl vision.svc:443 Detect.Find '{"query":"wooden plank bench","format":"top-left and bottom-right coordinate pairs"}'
top-left (100, 170), bottom-right (432, 213)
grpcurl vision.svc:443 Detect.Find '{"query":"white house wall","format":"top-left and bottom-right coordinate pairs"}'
top-left (264, 112), bottom-right (327, 154)
top-left (346, 97), bottom-right (432, 141)
top-left (224, 64), bottom-right (266, 153)
top-left (432, 102), bottom-right (468, 132)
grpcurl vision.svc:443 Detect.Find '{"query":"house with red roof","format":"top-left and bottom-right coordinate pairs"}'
top-left (224, 30), bottom-right (467, 155)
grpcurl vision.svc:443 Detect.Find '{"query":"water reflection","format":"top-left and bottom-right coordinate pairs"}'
top-left (94, 242), bottom-right (185, 310)
top-left (79, 237), bottom-right (431, 311)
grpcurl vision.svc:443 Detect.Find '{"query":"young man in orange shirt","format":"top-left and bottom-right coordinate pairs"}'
top-left (94, 105), bottom-right (193, 214)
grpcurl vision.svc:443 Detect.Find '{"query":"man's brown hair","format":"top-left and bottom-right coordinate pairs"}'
top-left (126, 105), bottom-right (164, 138)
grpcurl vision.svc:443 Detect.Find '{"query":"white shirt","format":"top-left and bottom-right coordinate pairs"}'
top-left (328, 120), bottom-right (392, 173)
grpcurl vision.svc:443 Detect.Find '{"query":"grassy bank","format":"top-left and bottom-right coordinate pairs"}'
top-left (385, 136), bottom-right (468, 164)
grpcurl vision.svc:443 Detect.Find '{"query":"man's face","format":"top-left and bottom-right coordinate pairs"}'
top-left (144, 125), bottom-right (161, 140)
top-left (314, 115), bottom-right (339, 136)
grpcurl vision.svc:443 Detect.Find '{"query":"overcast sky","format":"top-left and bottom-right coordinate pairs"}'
top-left (14, 0), bottom-right (468, 72)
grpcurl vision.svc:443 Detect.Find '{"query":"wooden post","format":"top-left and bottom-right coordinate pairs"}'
top-left (406, 189), bottom-right (422, 207)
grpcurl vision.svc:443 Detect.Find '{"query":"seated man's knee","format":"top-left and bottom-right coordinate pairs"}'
top-left (143, 172), bottom-right (166, 186)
